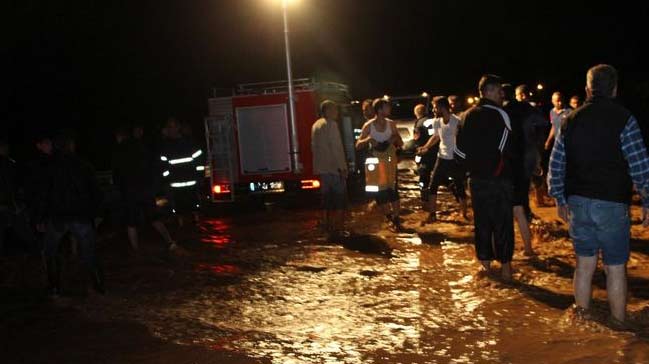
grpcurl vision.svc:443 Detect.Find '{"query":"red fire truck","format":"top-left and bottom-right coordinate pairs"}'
top-left (204, 79), bottom-right (361, 202)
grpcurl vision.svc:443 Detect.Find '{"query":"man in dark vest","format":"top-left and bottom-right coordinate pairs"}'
top-left (548, 64), bottom-right (649, 325)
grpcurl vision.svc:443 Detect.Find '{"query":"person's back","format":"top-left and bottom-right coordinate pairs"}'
top-left (548, 64), bottom-right (649, 324)
top-left (505, 100), bottom-right (540, 180)
top-left (563, 97), bottom-right (632, 203)
top-left (112, 138), bottom-right (155, 198)
top-left (458, 100), bottom-right (512, 180)
top-left (311, 117), bottom-right (346, 175)
top-left (42, 151), bottom-right (101, 222)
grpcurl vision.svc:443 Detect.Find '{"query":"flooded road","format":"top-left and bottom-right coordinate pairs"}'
top-left (3, 160), bottom-right (649, 363)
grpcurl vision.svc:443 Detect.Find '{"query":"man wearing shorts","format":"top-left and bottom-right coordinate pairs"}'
top-left (418, 96), bottom-right (467, 223)
top-left (311, 100), bottom-right (348, 237)
top-left (549, 64), bottom-right (649, 324)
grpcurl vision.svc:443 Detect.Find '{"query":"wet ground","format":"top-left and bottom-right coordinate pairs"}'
top-left (3, 160), bottom-right (649, 363)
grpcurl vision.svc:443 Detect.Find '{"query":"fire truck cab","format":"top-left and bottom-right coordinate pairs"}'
top-left (204, 79), bottom-right (361, 202)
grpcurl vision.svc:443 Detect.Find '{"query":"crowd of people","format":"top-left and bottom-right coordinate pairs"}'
top-left (0, 117), bottom-right (202, 298)
top-left (311, 64), bottom-right (649, 325)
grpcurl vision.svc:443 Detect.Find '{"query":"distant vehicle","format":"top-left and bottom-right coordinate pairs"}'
top-left (389, 94), bottom-right (431, 157)
top-left (204, 79), bottom-right (363, 202)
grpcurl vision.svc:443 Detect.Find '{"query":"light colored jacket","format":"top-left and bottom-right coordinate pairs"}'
top-left (311, 118), bottom-right (347, 175)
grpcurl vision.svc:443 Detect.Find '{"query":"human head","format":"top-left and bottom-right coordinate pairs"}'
top-left (413, 103), bottom-right (426, 119)
top-left (114, 126), bottom-right (131, 144)
top-left (551, 92), bottom-right (564, 110)
top-left (372, 98), bottom-right (391, 118)
top-left (362, 99), bottom-right (375, 120)
top-left (515, 84), bottom-right (529, 102)
top-left (133, 125), bottom-right (144, 139)
top-left (54, 130), bottom-right (76, 154)
top-left (432, 96), bottom-right (451, 118)
top-left (34, 134), bottom-right (53, 155)
top-left (320, 100), bottom-right (339, 120)
top-left (586, 64), bottom-right (618, 98)
top-left (165, 117), bottom-right (181, 139)
top-left (502, 83), bottom-right (514, 104)
top-left (478, 74), bottom-right (504, 106)
top-left (569, 95), bottom-right (581, 109)
top-left (448, 95), bottom-right (460, 113)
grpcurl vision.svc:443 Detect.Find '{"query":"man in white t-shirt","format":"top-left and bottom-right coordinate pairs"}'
top-left (417, 96), bottom-right (468, 223)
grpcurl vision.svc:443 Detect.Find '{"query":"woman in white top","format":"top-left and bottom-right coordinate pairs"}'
top-left (355, 98), bottom-right (404, 231)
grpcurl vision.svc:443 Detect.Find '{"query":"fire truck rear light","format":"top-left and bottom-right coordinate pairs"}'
top-left (301, 179), bottom-right (321, 190)
top-left (213, 184), bottom-right (231, 194)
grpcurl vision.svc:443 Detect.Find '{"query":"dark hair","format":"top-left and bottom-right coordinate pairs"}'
top-left (501, 83), bottom-right (514, 101)
top-left (479, 74), bottom-right (503, 95)
top-left (432, 96), bottom-right (450, 111)
top-left (372, 98), bottom-right (390, 113)
top-left (319, 100), bottom-right (337, 117)
top-left (53, 130), bottom-right (76, 152)
top-left (587, 64), bottom-right (618, 97)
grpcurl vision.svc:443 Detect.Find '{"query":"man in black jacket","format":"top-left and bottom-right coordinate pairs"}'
top-left (37, 132), bottom-right (104, 297)
top-left (504, 86), bottom-right (544, 256)
top-left (455, 75), bottom-right (515, 280)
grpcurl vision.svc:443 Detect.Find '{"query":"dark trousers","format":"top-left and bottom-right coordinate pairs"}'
top-left (43, 220), bottom-right (103, 293)
top-left (44, 221), bottom-right (97, 269)
top-left (470, 178), bottom-right (514, 263)
top-left (417, 162), bottom-right (433, 202)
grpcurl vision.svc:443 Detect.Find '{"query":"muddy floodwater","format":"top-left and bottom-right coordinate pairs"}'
top-left (3, 160), bottom-right (649, 363)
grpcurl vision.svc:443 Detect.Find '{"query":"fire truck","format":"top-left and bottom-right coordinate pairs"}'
top-left (204, 78), bottom-right (362, 202)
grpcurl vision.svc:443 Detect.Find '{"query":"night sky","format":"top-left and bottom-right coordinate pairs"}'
top-left (8, 0), bottom-right (649, 167)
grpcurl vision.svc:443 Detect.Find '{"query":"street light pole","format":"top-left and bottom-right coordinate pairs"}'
top-left (282, 0), bottom-right (301, 173)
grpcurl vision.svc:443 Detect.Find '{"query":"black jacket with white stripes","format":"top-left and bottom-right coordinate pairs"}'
top-left (454, 98), bottom-right (513, 181)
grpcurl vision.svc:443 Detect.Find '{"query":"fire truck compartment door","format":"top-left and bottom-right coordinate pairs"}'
top-left (236, 104), bottom-right (292, 174)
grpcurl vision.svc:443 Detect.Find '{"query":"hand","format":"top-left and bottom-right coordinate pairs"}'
top-left (417, 147), bottom-right (428, 155)
top-left (557, 204), bottom-right (569, 223)
top-left (545, 141), bottom-right (552, 150)
top-left (642, 207), bottom-right (649, 227)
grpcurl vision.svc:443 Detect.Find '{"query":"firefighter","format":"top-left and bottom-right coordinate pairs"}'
top-left (159, 117), bottom-right (204, 227)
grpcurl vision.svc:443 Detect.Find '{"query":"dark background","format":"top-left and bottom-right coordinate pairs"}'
top-left (7, 0), bottom-right (649, 168)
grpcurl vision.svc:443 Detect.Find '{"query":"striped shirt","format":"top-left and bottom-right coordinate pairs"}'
top-left (548, 116), bottom-right (649, 207)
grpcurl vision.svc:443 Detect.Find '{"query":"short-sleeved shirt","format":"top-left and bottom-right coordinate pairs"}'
top-left (432, 115), bottom-right (461, 160)
top-left (550, 108), bottom-right (571, 136)
top-left (311, 118), bottom-right (347, 175)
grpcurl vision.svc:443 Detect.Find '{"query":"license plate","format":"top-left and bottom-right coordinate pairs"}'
top-left (249, 181), bottom-right (285, 193)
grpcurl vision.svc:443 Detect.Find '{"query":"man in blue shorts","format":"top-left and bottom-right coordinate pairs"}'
top-left (549, 64), bottom-right (649, 324)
